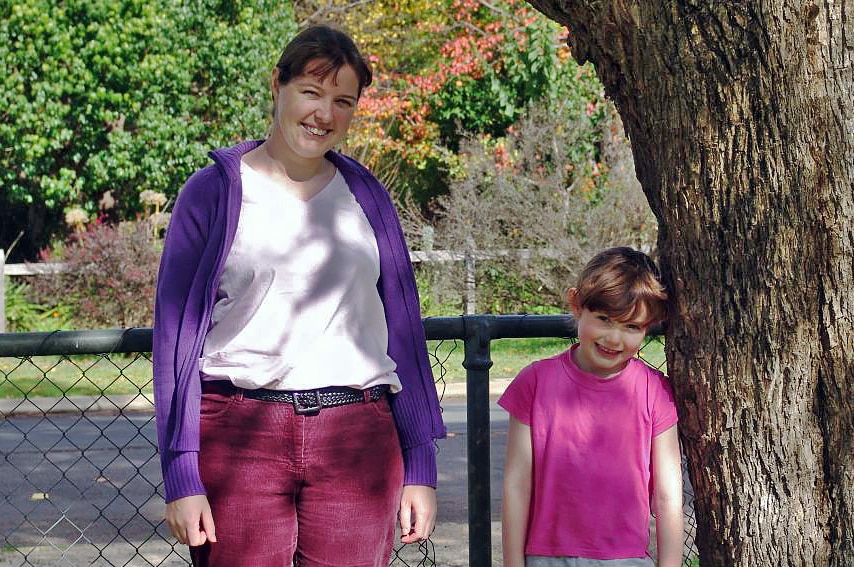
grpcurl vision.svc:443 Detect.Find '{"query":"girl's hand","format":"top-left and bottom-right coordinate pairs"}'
top-left (165, 494), bottom-right (217, 547)
top-left (399, 485), bottom-right (437, 543)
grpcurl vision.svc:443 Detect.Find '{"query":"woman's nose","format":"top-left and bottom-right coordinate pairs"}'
top-left (314, 100), bottom-right (333, 123)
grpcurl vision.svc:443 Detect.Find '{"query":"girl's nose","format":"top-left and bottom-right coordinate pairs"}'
top-left (603, 330), bottom-right (622, 348)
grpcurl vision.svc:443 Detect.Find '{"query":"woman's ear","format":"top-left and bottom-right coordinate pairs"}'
top-left (566, 288), bottom-right (582, 317)
top-left (270, 68), bottom-right (280, 102)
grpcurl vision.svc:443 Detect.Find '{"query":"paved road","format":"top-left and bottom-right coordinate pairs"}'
top-left (435, 400), bottom-right (509, 523)
top-left (0, 401), bottom-right (696, 567)
top-left (0, 400), bottom-right (508, 566)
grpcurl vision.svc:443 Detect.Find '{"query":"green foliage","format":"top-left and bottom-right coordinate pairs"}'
top-left (3, 278), bottom-right (74, 332)
top-left (1, 0), bottom-right (296, 254)
top-left (415, 266), bottom-right (464, 316)
top-left (432, 17), bottom-right (579, 148)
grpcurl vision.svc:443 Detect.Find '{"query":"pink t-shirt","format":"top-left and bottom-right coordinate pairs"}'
top-left (498, 345), bottom-right (678, 559)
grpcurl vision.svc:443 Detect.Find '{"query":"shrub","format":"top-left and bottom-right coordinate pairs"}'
top-left (3, 278), bottom-right (75, 332)
top-left (430, 100), bottom-right (657, 313)
top-left (31, 221), bottom-right (160, 328)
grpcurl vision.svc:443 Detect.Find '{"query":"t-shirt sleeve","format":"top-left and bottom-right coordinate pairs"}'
top-left (651, 372), bottom-right (679, 437)
top-left (497, 363), bottom-right (538, 425)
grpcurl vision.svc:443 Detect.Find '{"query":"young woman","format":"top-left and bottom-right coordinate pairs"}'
top-left (153, 25), bottom-right (445, 567)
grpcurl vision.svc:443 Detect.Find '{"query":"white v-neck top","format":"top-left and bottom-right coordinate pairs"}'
top-left (199, 161), bottom-right (401, 392)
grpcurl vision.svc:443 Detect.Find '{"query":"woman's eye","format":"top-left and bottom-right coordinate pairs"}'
top-left (336, 99), bottom-right (354, 108)
top-left (596, 315), bottom-right (609, 322)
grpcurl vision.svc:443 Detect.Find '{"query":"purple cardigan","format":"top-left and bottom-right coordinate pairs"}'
top-left (153, 140), bottom-right (446, 502)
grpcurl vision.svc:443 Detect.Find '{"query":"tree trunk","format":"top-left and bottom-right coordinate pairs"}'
top-left (524, 1), bottom-right (854, 565)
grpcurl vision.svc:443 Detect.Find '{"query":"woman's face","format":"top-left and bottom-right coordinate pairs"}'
top-left (272, 62), bottom-right (360, 162)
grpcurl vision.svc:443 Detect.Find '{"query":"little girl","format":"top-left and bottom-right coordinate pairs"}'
top-left (500, 247), bottom-right (683, 567)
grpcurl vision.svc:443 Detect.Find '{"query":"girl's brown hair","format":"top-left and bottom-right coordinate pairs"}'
top-left (572, 247), bottom-right (668, 325)
top-left (275, 25), bottom-right (372, 97)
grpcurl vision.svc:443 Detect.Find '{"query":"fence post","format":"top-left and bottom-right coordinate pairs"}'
top-left (462, 315), bottom-right (493, 567)
top-left (464, 250), bottom-right (476, 315)
top-left (1, 248), bottom-right (5, 333)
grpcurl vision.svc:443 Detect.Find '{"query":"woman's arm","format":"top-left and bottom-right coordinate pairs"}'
top-left (652, 425), bottom-right (683, 567)
top-left (331, 152), bottom-right (446, 486)
top-left (153, 165), bottom-right (222, 502)
top-left (503, 416), bottom-right (533, 567)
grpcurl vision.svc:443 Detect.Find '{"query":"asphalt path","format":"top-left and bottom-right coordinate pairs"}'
top-left (0, 400), bottom-right (507, 547)
top-left (0, 400), bottom-right (695, 566)
top-left (436, 400), bottom-right (509, 523)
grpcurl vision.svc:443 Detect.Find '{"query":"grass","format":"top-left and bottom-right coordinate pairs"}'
top-left (0, 336), bottom-right (667, 398)
top-left (428, 334), bottom-right (666, 382)
top-left (0, 354), bottom-right (153, 399)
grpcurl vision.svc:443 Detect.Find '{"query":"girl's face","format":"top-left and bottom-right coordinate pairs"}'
top-left (570, 304), bottom-right (649, 378)
top-left (271, 62), bottom-right (359, 162)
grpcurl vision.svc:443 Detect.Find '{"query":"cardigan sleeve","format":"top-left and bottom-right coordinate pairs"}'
top-left (347, 160), bottom-right (447, 486)
top-left (383, 231), bottom-right (446, 486)
top-left (153, 165), bottom-right (222, 502)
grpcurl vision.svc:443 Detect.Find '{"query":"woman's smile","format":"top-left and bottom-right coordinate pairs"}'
top-left (302, 123), bottom-right (331, 137)
top-left (269, 62), bottom-right (360, 165)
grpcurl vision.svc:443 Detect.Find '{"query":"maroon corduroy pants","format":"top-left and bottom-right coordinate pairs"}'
top-left (189, 386), bottom-right (404, 567)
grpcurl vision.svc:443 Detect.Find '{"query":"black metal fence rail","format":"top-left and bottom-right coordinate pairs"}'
top-left (0, 315), bottom-right (694, 567)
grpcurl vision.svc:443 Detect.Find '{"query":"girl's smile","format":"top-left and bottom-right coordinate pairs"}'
top-left (570, 307), bottom-right (649, 378)
top-left (595, 343), bottom-right (622, 357)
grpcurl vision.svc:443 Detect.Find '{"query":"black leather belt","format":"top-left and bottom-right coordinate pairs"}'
top-left (202, 381), bottom-right (390, 415)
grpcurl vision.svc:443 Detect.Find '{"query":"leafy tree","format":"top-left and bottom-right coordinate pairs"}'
top-left (0, 0), bottom-right (296, 261)
top-left (299, 0), bottom-right (604, 209)
top-left (431, 101), bottom-right (655, 312)
top-left (527, 0), bottom-right (854, 565)
top-left (430, 6), bottom-right (570, 148)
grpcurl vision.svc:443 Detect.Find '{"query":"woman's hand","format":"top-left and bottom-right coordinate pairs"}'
top-left (398, 485), bottom-right (437, 544)
top-left (165, 494), bottom-right (217, 547)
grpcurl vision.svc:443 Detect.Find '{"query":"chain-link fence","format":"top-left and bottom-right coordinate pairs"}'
top-left (0, 316), bottom-right (697, 567)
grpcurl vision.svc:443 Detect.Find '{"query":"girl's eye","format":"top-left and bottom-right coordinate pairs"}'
top-left (596, 315), bottom-right (609, 322)
top-left (302, 89), bottom-right (319, 97)
top-left (336, 99), bottom-right (354, 108)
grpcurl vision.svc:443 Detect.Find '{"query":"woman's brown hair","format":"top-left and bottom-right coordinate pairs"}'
top-left (275, 25), bottom-right (372, 97)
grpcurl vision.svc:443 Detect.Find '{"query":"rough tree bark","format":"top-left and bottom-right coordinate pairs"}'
top-left (524, 1), bottom-right (853, 565)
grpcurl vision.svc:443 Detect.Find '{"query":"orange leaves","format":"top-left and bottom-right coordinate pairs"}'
top-left (333, 0), bottom-right (581, 179)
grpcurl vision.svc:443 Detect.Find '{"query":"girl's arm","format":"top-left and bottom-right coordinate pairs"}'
top-left (503, 416), bottom-right (533, 567)
top-left (652, 425), bottom-right (683, 567)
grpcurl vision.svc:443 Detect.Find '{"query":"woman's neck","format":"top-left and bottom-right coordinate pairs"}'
top-left (261, 135), bottom-right (327, 182)
top-left (242, 139), bottom-right (335, 202)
